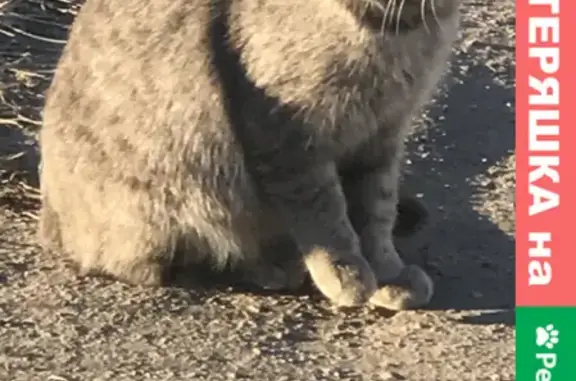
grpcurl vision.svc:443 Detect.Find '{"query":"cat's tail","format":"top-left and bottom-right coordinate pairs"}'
top-left (393, 196), bottom-right (429, 237)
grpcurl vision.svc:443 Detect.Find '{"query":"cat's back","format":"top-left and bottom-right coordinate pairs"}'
top-left (44, 0), bottom-right (215, 119)
top-left (41, 0), bottom-right (226, 176)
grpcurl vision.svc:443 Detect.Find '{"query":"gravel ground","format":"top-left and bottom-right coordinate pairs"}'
top-left (0, 1), bottom-right (515, 380)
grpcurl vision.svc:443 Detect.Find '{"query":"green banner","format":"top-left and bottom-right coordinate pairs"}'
top-left (516, 307), bottom-right (576, 380)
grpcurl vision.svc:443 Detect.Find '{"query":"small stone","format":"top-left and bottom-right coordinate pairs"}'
top-left (380, 370), bottom-right (407, 380)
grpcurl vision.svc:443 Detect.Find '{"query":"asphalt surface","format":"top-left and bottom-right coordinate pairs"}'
top-left (0, 1), bottom-right (515, 380)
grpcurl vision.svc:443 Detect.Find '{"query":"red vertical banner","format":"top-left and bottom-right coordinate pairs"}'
top-left (516, 0), bottom-right (576, 307)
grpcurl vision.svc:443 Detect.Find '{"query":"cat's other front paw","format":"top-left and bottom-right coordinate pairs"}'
top-left (368, 264), bottom-right (434, 310)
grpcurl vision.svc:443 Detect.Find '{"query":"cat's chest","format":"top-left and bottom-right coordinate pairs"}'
top-left (331, 25), bottom-right (454, 136)
top-left (325, 40), bottom-right (431, 140)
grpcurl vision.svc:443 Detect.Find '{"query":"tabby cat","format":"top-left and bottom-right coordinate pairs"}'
top-left (39, 0), bottom-right (460, 310)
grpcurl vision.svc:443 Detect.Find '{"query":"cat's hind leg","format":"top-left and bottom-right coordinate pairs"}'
top-left (43, 178), bottom-right (176, 287)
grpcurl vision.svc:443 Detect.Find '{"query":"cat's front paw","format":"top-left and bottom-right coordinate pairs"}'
top-left (304, 249), bottom-right (378, 307)
top-left (368, 264), bottom-right (434, 310)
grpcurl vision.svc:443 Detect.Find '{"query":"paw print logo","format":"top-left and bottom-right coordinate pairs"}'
top-left (536, 324), bottom-right (560, 350)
